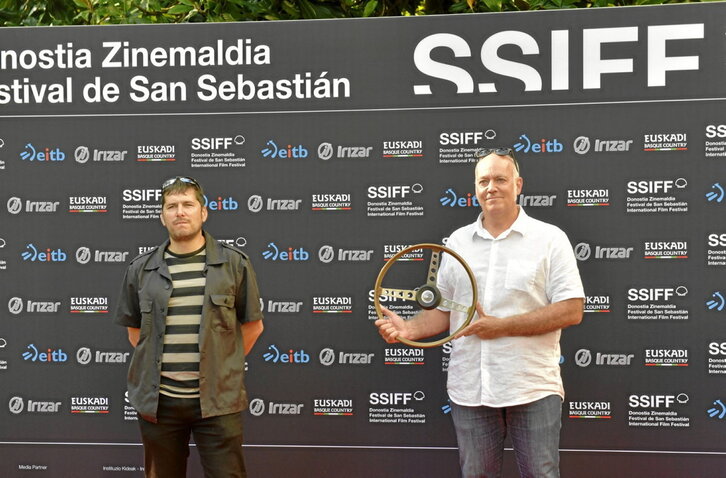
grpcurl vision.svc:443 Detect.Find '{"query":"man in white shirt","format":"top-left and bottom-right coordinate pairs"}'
top-left (375, 149), bottom-right (584, 478)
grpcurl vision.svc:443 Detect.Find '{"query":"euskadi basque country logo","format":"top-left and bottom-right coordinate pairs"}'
top-left (513, 134), bottom-right (563, 154)
top-left (706, 183), bottom-right (725, 203)
top-left (573, 136), bottom-right (633, 155)
top-left (644, 348), bottom-right (688, 367)
top-left (313, 398), bottom-right (354, 416)
top-left (312, 296), bottom-right (352, 314)
top-left (568, 401), bottom-right (612, 419)
top-left (68, 196), bottom-right (108, 213)
top-left (7, 196), bottom-right (60, 214)
top-left (248, 398), bottom-right (304, 417)
top-left (318, 348), bottom-right (374, 366)
top-left (643, 133), bottom-right (687, 152)
top-left (317, 142), bottom-right (372, 160)
top-left (136, 144), bottom-right (176, 162)
top-left (643, 241), bottom-right (688, 259)
top-left (70, 297), bottom-right (109, 314)
top-left (21, 244), bottom-right (67, 262)
top-left (311, 193), bottom-right (352, 211)
top-left (567, 189), bottom-right (609, 207)
top-left (9, 396), bottom-right (62, 415)
top-left (261, 242), bottom-right (309, 261)
top-left (247, 194), bottom-right (302, 213)
top-left (384, 347), bottom-right (424, 365)
top-left (261, 140), bottom-right (308, 159)
top-left (19, 143), bottom-right (65, 162)
top-left (262, 344), bottom-right (310, 364)
top-left (382, 139), bottom-right (423, 158)
top-left (70, 396), bottom-right (110, 414)
top-left (383, 244), bottom-right (425, 262)
top-left (74, 146), bottom-right (127, 164)
top-left (585, 295), bottom-right (611, 313)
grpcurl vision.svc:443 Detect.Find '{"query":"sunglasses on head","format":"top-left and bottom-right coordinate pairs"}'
top-left (475, 147), bottom-right (519, 173)
top-left (161, 176), bottom-right (201, 191)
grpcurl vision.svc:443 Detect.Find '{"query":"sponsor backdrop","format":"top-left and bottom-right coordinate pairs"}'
top-left (1, 3), bottom-right (725, 476)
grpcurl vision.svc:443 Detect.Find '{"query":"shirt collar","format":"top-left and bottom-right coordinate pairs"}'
top-left (472, 206), bottom-right (531, 240)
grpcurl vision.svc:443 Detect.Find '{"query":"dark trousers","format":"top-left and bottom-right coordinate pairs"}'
top-left (138, 394), bottom-right (246, 478)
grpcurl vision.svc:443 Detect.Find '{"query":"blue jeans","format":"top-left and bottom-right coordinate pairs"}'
top-left (450, 395), bottom-right (562, 478)
top-left (138, 394), bottom-right (246, 478)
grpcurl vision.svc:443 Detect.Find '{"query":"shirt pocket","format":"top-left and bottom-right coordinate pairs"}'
top-left (210, 294), bottom-right (236, 331)
top-left (139, 300), bottom-right (153, 339)
top-left (504, 259), bottom-right (538, 293)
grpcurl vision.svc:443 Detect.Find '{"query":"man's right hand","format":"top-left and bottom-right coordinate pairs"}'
top-left (374, 306), bottom-right (408, 344)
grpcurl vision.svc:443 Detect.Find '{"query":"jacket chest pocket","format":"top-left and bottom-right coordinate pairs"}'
top-left (210, 294), bottom-right (236, 331)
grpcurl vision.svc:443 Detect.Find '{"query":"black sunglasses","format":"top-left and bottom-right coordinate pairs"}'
top-left (475, 147), bottom-right (519, 173)
top-left (161, 176), bottom-right (201, 191)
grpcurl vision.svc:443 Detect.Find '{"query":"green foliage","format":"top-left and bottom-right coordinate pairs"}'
top-left (0, 0), bottom-right (701, 25)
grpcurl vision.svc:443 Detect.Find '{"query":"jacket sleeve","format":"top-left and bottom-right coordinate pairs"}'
top-left (237, 256), bottom-right (264, 325)
top-left (114, 265), bottom-right (142, 328)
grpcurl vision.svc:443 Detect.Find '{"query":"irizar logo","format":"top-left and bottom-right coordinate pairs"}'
top-left (262, 299), bottom-right (303, 314)
top-left (261, 242), bottom-right (309, 261)
top-left (19, 143), bottom-right (65, 162)
top-left (76, 347), bottom-right (130, 365)
top-left (248, 398), bottom-right (304, 416)
top-left (706, 183), bottom-right (725, 203)
top-left (440, 188), bottom-right (479, 208)
top-left (574, 242), bottom-right (633, 261)
top-left (74, 146), bottom-right (127, 164)
top-left (514, 134), bottom-right (563, 153)
top-left (573, 136), bottom-right (633, 154)
top-left (317, 142), bottom-right (372, 160)
top-left (318, 245), bottom-right (374, 263)
top-left (319, 347), bottom-right (374, 366)
top-left (575, 348), bottom-right (634, 367)
top-left (75, 246), bottom-right (129, 264)
top-left (262, 344), bottom-right (310, 364)
top-left (7, 197), bottom-right (60, 214)
top-left (247, 194), bottom-right (301, 213)
top-left (8, 297), bottom-right (61, 315)
top-left (261, 140), bottom-right (308, 159)
top-left (518, 194), bottom-right (556, 207)
top-left (9, 396), bottom-right (62, 414)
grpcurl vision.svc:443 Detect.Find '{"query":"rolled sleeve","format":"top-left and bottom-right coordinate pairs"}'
top-left (114, 267), bottom-right (141, 328)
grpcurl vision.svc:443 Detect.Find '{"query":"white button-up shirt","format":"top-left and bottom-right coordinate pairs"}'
top-left (438, 208), bottom-right (584, 408)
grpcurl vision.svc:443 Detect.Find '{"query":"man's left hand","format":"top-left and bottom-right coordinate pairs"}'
top-left (453, 302), bottom-right (505, 340)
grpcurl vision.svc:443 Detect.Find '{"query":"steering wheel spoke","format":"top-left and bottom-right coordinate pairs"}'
top-left (379, 287), bottom-right (418, 302)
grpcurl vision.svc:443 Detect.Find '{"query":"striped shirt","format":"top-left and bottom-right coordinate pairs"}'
top-left (160, 246), bottom-right (206, 399)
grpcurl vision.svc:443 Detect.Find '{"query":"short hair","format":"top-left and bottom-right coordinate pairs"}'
top-left (474, 147), bottom-right (519, 175)
top-left (161, 177), bottom-right (205, 207)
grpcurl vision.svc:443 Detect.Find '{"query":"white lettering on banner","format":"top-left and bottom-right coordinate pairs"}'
top-left (413, 24), bottom-right (704, 94)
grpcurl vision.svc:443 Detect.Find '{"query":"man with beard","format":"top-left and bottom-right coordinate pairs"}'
top-left (115, 176), bottom-right (264, 477)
